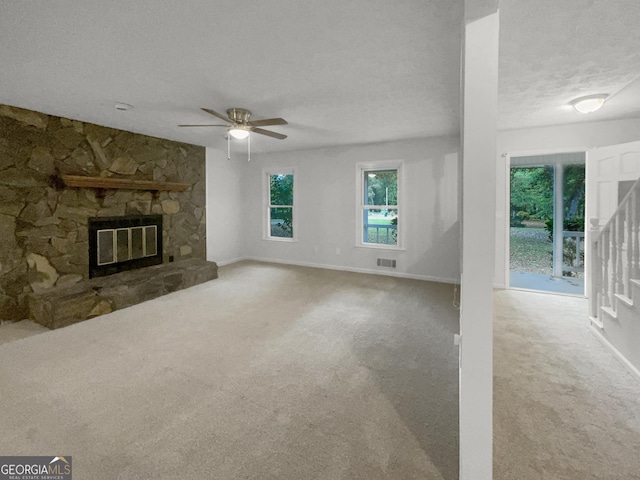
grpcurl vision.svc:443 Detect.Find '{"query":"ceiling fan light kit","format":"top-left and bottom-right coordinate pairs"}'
top-left (570, 94), bottom-right (608, 114)
top-left (179, 107), bottom-right (287, 161)
top-left (228, 126), bottom-right (250, 139)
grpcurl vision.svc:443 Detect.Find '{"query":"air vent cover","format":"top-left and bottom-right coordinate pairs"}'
top-left (377, 258), bottom-right (396, 268)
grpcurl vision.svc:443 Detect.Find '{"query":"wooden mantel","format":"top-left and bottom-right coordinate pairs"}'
top-left (59, 174), bottom-right (189, 193)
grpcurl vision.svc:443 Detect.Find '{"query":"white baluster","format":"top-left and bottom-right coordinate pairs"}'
top-left (629, 187), bottom-right (640, 279)
top-left (624, 200), bottom-right (631, 296)
top-left (612, 215), bottom-right (619, 300)
top-left (616, 210), bottom-right (624, 296)
top-left (589, 218), bottom-right (602, 319)
top-left (603, 229), bottom-right (610, 309)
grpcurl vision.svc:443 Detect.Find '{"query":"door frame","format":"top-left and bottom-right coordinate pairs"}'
top-left (503, 147), bottom-right (589, 290)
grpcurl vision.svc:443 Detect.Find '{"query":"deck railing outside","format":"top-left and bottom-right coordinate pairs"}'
top-left (365, 223), bottom-right (397, 245)
top-left (562, 230), bottom-right (585, 276)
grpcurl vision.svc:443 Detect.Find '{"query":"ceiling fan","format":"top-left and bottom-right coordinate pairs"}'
top-left (179, 107), bottom-right (288, 140)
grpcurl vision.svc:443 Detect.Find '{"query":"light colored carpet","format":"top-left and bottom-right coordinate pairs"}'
top-left (494, 290), bottom-right (640, 480)
top-left (0, 261), bottom-right (459, 480)
top-left (0, 319), bottom-right (48, 345)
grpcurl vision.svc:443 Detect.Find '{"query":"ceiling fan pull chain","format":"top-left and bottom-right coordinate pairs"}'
top-left (227, 134), bottom-right (231, 160)
top-left (248, 133), bottom-right (251, 162)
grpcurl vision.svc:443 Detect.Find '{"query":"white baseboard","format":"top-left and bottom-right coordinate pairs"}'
top-left (589, 315), bottom-right (604, 330)
top-left (244, 256), bottom-right (460, 284)
top-left (589, 324), bottom-right (640, 382)
top-left (213, 257), bottom-right (247, 267)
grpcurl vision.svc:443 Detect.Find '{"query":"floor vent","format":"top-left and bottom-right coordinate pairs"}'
top-left (377, 258), bottom-right (396, 268)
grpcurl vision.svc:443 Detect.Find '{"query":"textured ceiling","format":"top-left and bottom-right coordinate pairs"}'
top-left (498, 0), bottom-right (640, 130)
top-left (0, 0), bottom-right (463, 153)
top-left (1, 1), bottom-right (639, 153)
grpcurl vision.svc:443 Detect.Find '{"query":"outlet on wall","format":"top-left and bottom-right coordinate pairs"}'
top-left (335, 247), bottom-right (341, 255)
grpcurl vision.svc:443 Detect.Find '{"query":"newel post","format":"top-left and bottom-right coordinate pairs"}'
top-left (589, 217), bottom-right (602, 322)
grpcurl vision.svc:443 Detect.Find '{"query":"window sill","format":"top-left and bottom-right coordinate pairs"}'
top-left (263, 237), bottom-right (298, 243)
top-left (354, 243), bottom-right (406, 252)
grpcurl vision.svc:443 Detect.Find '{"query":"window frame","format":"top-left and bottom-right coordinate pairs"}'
top-left (263, 168), bottom-right (298, 242)
top-left (355, 160), bottom-right (404, 250)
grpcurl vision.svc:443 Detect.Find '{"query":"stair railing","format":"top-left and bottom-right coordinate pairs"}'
top-left (590, 177), bottom-right (640, 325)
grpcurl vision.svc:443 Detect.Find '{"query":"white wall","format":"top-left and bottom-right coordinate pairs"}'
top-left (238, 137), bottom-right (461, 282)
top-left (205, 147), bottom-right (245, 265)
top-left (494, 117), bottom-right (640, 287)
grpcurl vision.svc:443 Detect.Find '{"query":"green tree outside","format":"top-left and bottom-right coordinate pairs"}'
top-left (509, 164), bottom-right (586, 277)
top-left (270, 174), bottom-right (293, 237)
top-left (366, 170), bottom-right (397, 207)
top-left (510, 165), bottom-right (585, 229)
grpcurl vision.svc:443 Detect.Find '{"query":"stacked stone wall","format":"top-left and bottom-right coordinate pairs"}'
top-left (0, 105), bottom-right (206, 322)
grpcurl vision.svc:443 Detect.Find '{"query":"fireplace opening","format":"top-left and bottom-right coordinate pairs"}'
top-left (88, 215), bottom-right (163, 278)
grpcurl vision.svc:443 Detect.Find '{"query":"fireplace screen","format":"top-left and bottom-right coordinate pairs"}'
top-left (89, 215), bottom-right (163, 278)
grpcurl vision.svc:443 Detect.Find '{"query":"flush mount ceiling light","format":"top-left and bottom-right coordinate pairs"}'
top-left (228, 126), bottom-right (250, 139)
top-left (570, 94), bottom-right (609, 114)
top-left (114, 102), bottom-right (134, 111)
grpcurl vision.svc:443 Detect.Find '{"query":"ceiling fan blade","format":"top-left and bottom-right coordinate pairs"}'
top-left (178, 124), bottom-right (228, 127)
top-left (252, 127), bottom-right (287, 140)
top-left (248, 117), bottom-right (288, 127)
top-left (201, 108), bottom-right (232, 123)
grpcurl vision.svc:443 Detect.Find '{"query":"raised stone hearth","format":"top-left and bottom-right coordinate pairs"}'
top-left (28, 258), bottom-right (218, 329)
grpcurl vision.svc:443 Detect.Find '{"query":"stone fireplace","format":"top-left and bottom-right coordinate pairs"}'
top-left (0, 104), bottom-right (217, 327)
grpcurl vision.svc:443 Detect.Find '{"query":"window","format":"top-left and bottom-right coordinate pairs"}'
top-left (357, 162), bottom-right (402, 248)
top-left (265, 170), bottom-right (296, 241)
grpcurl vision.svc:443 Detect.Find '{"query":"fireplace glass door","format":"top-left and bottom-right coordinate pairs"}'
top-left (89, 215), bottom-right (163, 278)
top-left (97, 225), bottom-right (158, 266)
